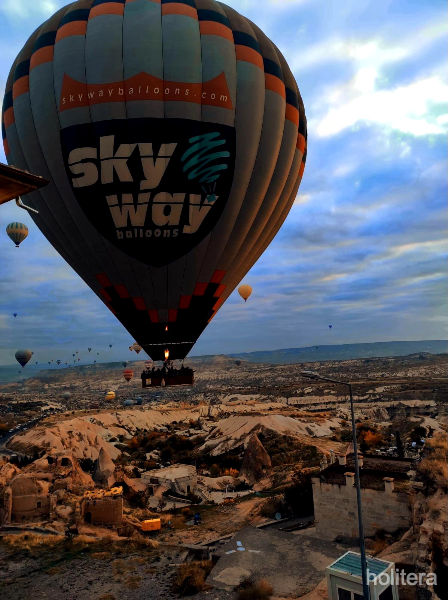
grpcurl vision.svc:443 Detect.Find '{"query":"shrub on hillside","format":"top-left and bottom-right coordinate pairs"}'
top-left (236, 577), bottom-right (273, 600)
top-left (417, 433), bottom-right (448, 492)
top-left (172, 560), bottom-right (213, 596)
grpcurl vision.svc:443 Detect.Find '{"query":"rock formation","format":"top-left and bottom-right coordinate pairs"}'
top-left (93, 447), bottom-right (116, 488)
top-left (240, 433), bottom-right (272, 484)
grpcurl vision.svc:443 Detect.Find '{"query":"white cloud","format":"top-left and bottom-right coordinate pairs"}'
top-left (1, 0), bottom-right (58, 19)
top-left (294, 193), bottom-right (311, 205)
top-left (316, 76), bottom-right (448, 138)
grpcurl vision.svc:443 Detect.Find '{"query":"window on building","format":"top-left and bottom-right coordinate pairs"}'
top-left (337, 587), bottom-right (365, 600)
top-left (37, 501), bottom-right (42, 508)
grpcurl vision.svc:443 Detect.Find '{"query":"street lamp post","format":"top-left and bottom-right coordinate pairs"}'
top-left (301, 371), bottom-right (370, 600)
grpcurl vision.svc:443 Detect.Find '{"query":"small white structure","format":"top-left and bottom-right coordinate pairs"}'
top-left (142, 464), bottom-right (197, 496)
top-left (326, 551), bottom-right (399, 600)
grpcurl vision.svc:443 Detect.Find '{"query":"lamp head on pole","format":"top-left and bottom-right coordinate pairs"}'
top-left (300, 370), bottom-right (320, 380)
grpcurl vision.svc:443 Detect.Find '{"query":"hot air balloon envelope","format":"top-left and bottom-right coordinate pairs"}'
top-left (3, 1), bottom-right (306, 362)
top-left (238, 284), bottom-right (252, 302)
top-left (6, 223), bottom-right (28, 247)
top-left (15, 349), bottom-right (32, 367)
top-left (13, 313), bottom-right (17, 317)
top-left (105, 391), bottom-right (116, 400)
top-left (123, 368), bottom-right (134, 382)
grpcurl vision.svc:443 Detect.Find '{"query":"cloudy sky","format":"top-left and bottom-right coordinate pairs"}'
top-left (0, 0), bottom-right (447, 366)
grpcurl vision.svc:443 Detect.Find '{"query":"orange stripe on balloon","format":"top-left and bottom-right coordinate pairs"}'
top-left (193, 282), bottom-right (207, 296)
top-left (211, 269), bottom-right (226, 284)
top-left (298, 161), bottom-right (305, 181)
top-left (133, 297), bottom-right (146, 310)
top-left (115, 284), bottom-right (130, 298)
top-left (96, 273), bottom-right (112, 287)
top-left (213, 284), bottom-right (226, 298)
top-left (235, 45), bottom-right (263, 69)
top-left (212, 297), bottom-right (224, 311)
top-left (285, 104), bottom-right (299, 126)
top-left (13, 76), bottom-right (29, 100)
top-left (199, 21), bottom-right (233, 42)
top-left (296, 132), bottom-right (306, 153)
top-left (179, 295), bottom-right (192, 309)
top-left (162, 3), bottom-right (197, 19)
top-left (148, 310), bottom-right (159, 323)
top-left (3, 138), bottom-right (10, 156)
top-left (99, 288), bottom-right (112, 302)
top-left (89, 3), bottom-right (125, 19)
top-left (3, 107), bottom-right (14, 128)
top-left (265, 73), bottom-right (285, 99)
top-left (56, 21), bottom-right (87, 43)
top-left (30, 46), bottom-right (54, 70)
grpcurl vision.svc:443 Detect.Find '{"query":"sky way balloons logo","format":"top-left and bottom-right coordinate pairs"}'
top-left (61, 118), bottom-right (235, 267)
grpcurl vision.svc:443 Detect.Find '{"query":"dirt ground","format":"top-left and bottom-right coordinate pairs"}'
top-left (0, 533), bottom-right (186, 600)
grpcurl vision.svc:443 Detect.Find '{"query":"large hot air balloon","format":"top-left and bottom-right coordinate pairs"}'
top-left (6, 223), bottom-right (28, 247)
top-left (238, 284), bottom-right (252, 302)
top-left (15, 349), bottom-right (32, 367)
top-left (123, 368), bottom-right (134, 382)
top-left (2, 0), bottom-right (306, 361)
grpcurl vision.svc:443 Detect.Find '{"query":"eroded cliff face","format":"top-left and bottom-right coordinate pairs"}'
top-left (6, 408), bottom-right (203, 462)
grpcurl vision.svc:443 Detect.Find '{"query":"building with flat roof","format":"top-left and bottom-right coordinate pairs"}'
top-left (80, 486), bottom-right (123, 526)
top-left (142, 464), bottom-right (197, 496)
top-left (327, 551), bottom-right (398, 600)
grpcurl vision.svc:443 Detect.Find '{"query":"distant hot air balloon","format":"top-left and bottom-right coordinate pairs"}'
top-left (109, 344), bottom-right (113, 349)
top-left (238, 285), bottom-right (252, 302)
top-left (72, 354), bottom-right (75, 357)
top-left (235, 360), bottom-right (241, 366)
top-left (123, 368), bottom-right (134, 382)
top-left (56, 360), bottom-right (61, 365)
top-left (12, 313), bottom-right (17, 317)
top-left (78, 358), bottom-right (80, 361)
top-left (15, 349), bottom-right (32, 367)
top-left (105, 391), bottom-right (116, 401)
top-left (122, 361), bottom-right (129, 368)
top-left (35, 361), bottom-right (38, 365)
top-left (48, 361), bottom-right (51, 365)
top-left (62, 391), bottom-right (71, 399)
top-left (94, 360), bottom-right (97, 363)
top-left (97, 352), bottom-right (99, 355)
top-left (329, 325), bottom-right (332, 329)
top-left (6, 223), bottom-right (28, 247)
top-left (75, 351), bottom-right (78, 354)
top-left (88, 348), bottom-right (92, 352)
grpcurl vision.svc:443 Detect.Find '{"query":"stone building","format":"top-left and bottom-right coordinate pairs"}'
top-left (312, 454), bottom-right (414, 540)
top-left (80, 486), bottom-right (123, 525)
top-left (4, 475), bottom-right (56, 523)
top-left (141, 464), bottom-right (197, 496)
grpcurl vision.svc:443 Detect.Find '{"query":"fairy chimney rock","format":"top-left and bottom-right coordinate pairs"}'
top-left (240, 433), bottom-right (272, 484)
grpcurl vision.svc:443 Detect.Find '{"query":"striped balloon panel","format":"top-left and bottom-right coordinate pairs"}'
top-left (2, 0), bottom-right (307, 361)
